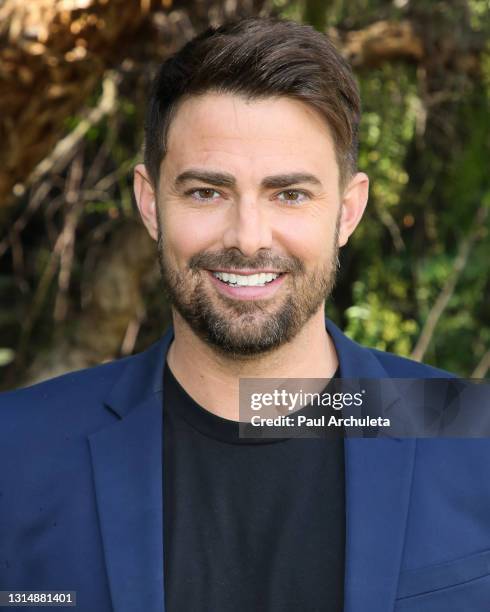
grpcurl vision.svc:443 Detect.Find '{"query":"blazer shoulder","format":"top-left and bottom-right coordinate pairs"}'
top-left (0, 352), bottom-right (135, 426)
top-left (367, 347), bottom-right (457, 378)
top-left (2, 352), bottom-right (133, 396)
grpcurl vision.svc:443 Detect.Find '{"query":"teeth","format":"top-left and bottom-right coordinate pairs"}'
top-left (213, 271), bottom-right (280, 286)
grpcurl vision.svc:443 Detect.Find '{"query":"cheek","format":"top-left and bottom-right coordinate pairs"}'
top-left (273, 214), bottom-right (333, 264)
top-left (163, 207), bottom-right (224, 264)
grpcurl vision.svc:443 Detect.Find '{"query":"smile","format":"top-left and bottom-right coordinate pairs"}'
top-left (206, 270), bottom-right (286, 301)
top-left (212, 271), bottom-right (280, 287)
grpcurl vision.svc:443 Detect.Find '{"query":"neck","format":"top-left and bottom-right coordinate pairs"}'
top-left (166, 308), bottom-right (338, 421)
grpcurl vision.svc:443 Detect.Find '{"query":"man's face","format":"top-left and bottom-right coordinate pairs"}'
top-left (135, 93), bottom-right (368, 357)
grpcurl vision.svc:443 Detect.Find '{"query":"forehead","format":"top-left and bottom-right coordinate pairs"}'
top-left (163, 92), bottom-right (339, 182)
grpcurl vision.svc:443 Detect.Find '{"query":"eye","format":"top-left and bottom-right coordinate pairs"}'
top-left (186, 188), bottom-right (222, 202)
top-left (276, 189), bottom-right (309, 205)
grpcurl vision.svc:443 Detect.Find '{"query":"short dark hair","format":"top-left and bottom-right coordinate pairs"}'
top-left (144, 17), bottom-right (361, 190)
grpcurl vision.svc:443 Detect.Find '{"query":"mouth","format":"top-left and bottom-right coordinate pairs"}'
top-left (206, 269), bottom-right (286, 300)
top-left (211, 270), bottom-right (283, 287)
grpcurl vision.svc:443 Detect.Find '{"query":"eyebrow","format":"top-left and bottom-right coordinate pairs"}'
top-left (174, 169), bottom-right (323, 189)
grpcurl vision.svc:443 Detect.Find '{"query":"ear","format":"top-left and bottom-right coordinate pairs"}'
top-left (133, 164), bottom-right (159, 241)
top-left (337, 172), bottom-right (369, 247)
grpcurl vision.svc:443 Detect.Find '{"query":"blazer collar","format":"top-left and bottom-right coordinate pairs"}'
top-left (101, 328), bottom-right (173, 420)
top-left (92, 319), bottom-right (414, 612)
top-left (325, 318), bottom-right (385, 378)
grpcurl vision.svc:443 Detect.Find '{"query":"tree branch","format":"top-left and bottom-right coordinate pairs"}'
top-left (472, 350), bottom-right (490, 379)
top-left (23, 71), bottom-right (119, 193)
top-left (330, 20), bottom-right (424, 68)
top-left (411, 205), bottom-right (488, 362)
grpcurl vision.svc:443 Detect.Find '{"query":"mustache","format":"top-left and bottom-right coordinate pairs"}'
top-left (188, 249), bottom-right (305, 274)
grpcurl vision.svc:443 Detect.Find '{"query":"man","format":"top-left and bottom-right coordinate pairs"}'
top-left (1, 16), bottom-right (490, 612)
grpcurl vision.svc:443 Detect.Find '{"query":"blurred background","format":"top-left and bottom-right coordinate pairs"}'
top-left (0, 0), bottom-right (488, 389)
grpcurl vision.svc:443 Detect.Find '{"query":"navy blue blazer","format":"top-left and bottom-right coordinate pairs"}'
top-left (1, 319), bottom-right (490, 611)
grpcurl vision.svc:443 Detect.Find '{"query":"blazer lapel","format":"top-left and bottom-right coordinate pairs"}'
top-left (326, 320), bottom-right (416, 612)
top-left (88, 330), bottom-right (174, 612)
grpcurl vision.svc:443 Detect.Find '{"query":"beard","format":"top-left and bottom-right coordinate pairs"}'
top-left (156, 215), bottom-right (340, 359)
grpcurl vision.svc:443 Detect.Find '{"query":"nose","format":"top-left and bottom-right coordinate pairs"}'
top-left (222, 196), bottom-right (273, 256)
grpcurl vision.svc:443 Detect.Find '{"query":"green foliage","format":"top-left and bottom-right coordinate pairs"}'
top-left (338, 63), bottom-right (422, 356)
top-left (291, 0), bottom-right (489, 375)
top-left (359, 64), bottom-right (417, 212)
top-left (468, 0), bottom-right (490, 31)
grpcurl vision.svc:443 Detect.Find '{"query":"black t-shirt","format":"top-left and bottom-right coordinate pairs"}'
top-left (162, 362), bottom-right (345, 612)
